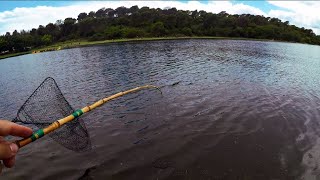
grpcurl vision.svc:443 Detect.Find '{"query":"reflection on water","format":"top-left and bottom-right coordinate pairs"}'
top-left (1, 39), bottom-right (320, 179)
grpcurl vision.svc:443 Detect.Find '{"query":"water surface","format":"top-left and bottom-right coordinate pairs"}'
top-left (1, 39), bottom-right (320, 179)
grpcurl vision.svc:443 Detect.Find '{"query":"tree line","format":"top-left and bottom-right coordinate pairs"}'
top-left (1, 5), bottom-right (320, 54)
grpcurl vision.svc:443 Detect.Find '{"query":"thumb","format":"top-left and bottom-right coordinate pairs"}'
top-left (0, 143), bottom-right (18, 159)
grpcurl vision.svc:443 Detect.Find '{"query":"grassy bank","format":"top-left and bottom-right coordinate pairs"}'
top-left (0, 36), bottom-right (277, 60)
top-left (0, 51), bottom-right (31, 60)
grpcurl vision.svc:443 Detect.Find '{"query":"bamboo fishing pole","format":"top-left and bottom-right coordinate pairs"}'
top-left (15, 85), bottom-right (161, 148)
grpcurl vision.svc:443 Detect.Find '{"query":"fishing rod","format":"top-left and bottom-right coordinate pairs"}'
top-left (15, 85), bottom-right (161, 148)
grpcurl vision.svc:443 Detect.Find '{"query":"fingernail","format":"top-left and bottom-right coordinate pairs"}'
top-left (10, 143), bottom-right (18, 154)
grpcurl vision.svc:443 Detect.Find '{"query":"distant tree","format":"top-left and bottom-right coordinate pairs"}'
top-left (0, 37), bottom-right (8, 52)
top-left (122, 27), bottom-right (145, 38)
top-left (88, 11), bottom-right (95, 18)
top-left (89, 33), bottom-right (104, 41)
top-left (30, 28), bottom-right (37, 36)
top-left (115, 6), bottom-right (128, 17)
top-left (2, 5), bottom-right (320, 56)
top-left (105, 8), bottom-right (115, 18)
top-left (55, 20), bottom-right (63, 26)
top-left (45, 23), bottom-right (60, 40)
top-left (41, 34), bottom-right (53, 45)
top-left (60, 18), bottom-right (77, 38)
top-left (12, 30), bottom-right (19, 36)
top-left (151, 22), bottom-right (166, 36)
top-left (77, 12), bottom-right (88, 21)
top-left (176, 11), bottom-right (191, 29)
top-left (64, 18), bottom-right (76, 25)
top-left (181, 27), bottom-right (192, 36)
top-left (164, 15), bottom-right (177, 29)
top-left (96, 8), bottom-right (106, 18)
top-left (104, 26), bottom-right (123, 39)
top-left (129, 5), bottom-right (139, 14)
top-left (37, 25), bottom-right (46, 36)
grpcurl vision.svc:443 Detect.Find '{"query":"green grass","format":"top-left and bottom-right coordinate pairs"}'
top-left (0, 51), bottom-right (30, 60)
top-left (0, 36), bottom-right (278, 60)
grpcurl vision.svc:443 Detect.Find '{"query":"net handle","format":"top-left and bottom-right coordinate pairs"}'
top-left (15, 85), bottom-right (161, 148)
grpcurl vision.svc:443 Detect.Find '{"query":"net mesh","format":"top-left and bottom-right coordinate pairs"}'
top-left (13, 77), bottom-right (91, 152)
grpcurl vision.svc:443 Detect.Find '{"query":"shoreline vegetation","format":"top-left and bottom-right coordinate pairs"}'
top-left (1, 5), bottom-right (320, 60)
top-left (0, 36), bottom-right (297, 60)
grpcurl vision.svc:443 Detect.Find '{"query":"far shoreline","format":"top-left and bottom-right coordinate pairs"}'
top-left (0, 36), bottom-right (310, 60)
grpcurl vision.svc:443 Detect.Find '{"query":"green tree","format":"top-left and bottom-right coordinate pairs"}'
top-left (0, 37), bottom-right (8, 52)
top-left (2, 5), bottom-right (320, 56)
top-left (181, 27), bottom-right (192, 36)
top-left (104, 26), bottom-right (123, 39)
top-left (122, 27), bottom-right (145, 38)
top-left (77, 12), bottom-right (88, 21)
top-left (41, 34), bottom-right (53, 45)
top-left (151, 22), bottom-right (166, 36)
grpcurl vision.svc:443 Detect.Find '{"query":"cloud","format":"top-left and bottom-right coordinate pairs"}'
top-left (0, 1), bottom-right (266, 35)
top-left (267, 1), bottom-right (320, 34)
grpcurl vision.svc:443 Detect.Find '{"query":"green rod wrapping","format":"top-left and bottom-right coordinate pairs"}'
top-left (30, 129), bottom-right (45, 142)
top-left (72, 109), bottom-right (84, 118)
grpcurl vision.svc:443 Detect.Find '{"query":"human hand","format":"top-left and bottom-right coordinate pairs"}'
top-left (0, 120), bottom-right (33, 173)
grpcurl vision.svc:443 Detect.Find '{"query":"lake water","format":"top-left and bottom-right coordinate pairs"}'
top-left (1, 39), bottom-right (320, 179)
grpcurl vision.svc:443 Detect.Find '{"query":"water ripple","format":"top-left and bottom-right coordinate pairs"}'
top-left (1, 40), bottom-right (320, 179)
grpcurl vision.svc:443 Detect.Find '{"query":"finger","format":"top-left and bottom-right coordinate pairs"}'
top-left (0, 143), bottom-right (19, 159)
top-left (3, 156), bottom-right (15, 168)
top-left (0, 120), bottom-right (33, 137)
top-left (0, 161), bottom-right (3, 174)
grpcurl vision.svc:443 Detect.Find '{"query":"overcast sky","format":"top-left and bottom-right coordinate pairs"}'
top-left (1, 1), bottom-right (320, 35)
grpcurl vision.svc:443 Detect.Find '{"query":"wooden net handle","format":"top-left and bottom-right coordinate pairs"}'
top-left (15, 85), bottom-right (161, 148)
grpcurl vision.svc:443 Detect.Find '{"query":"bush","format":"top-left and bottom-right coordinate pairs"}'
top-left (41, 34), bottom-right (53, 45)
top-left (88, 33), bottom-right (105, 41)
top-left (122, 27), bottom-right (145, 38)
top-left (181, 27), bottom-right (192, 36)
top-left (104, 26), bottom-right (123, 39)
top-left (151, 22), bottom-right (167, 37)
